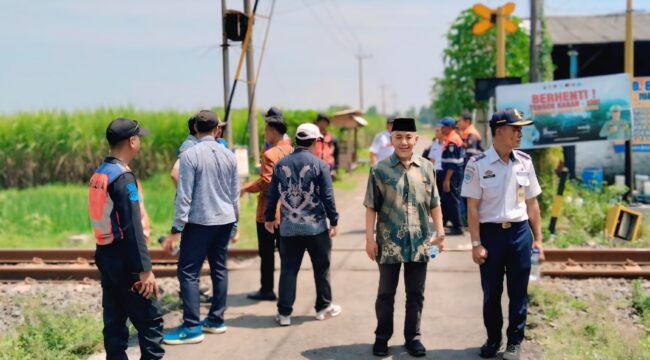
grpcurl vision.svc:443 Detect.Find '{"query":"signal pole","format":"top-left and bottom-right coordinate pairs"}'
top-left (221, 0), bottom-right (232, 147)
top-left (244, 0), bottom-right (259, 167)
top-left (625, 0), bottom-right (634, 200)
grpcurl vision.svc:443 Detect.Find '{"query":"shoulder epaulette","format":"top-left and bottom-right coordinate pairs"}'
top-left (515, 149), bottom-right (531, 160)
top-left (471, 154), bottom-right (486, 162)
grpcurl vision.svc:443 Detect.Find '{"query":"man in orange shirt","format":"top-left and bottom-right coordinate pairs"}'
top-left (458, 111), bottom-right (483, 166)
top-left (313, 113), bottom-right (338, 178)
top-left (241, 107), bottom-right (293, 301)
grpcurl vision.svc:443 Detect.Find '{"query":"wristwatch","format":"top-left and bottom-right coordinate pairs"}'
top-left (471, 240), bottom-right (481, 247)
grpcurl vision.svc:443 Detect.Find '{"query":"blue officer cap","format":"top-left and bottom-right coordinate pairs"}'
top-left (489, 108), bottom-right (533, 128)
top-left (440, 117), bottom-right (456, 127)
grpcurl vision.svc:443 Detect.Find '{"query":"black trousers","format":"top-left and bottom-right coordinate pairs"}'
top-left (256, 222), bottom-right (279, 293)
top-left (441, 170), bottom-right (462, 230)
top-left (375, 262), bottom-right (427, 342)
top-left (277, 231), bottom-right (332, 316)
top-left (95, 244), bottom-right (164, 360)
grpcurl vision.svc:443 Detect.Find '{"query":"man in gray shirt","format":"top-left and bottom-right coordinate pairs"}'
top-left (162, 110), bottom-right (239, 345)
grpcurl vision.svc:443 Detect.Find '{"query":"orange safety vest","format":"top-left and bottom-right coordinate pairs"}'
top-left (314, 132), bottom-right (335, 169)
top-left (89, 161), bottom-right (150, 246)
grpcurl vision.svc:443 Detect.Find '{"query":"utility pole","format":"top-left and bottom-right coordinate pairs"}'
top-left (244, 0), bottom-right (259, 167)
top-left (356, 45), bottom-right (372, 111)
top-left (528, 0), bottom-right (541, 82)
top-left (221, 0), bottom-right (232, 147)
top-left (380, 83), bottom-right (387, 115)
top-left (624, 0), bottom-right (634, 200)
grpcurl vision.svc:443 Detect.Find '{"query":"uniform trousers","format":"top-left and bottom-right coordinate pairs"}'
top-left (441, 170), bottom-right (462, 230)
top-left (479, 220), bottom-right (532, 345)
top-left (96, 243), bottom-right (164, 360)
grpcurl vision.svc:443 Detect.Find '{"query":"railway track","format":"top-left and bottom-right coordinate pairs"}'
top-left (0, 248), bottom-right (258, 280)
top-left (541, 249), bottom-right (650, 279)
top-left (1, 248), bottom-right (648, 280)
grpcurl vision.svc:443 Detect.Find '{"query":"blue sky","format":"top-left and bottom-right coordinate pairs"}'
top-left (2, 0), bottom-right (649, 114)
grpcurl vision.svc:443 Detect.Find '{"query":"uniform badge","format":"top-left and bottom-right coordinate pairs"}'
top-left (483, 170), bottom-right (496, 179)
top-left (126, 183), bottom-right (139, 202)
top-left (464, 167), bottom-right (475, 183)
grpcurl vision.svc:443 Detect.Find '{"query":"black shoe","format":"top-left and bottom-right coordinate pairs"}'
top-left (404, 339), bottom-right (426, 357)
top-left (246, 290), bottom-right (277, 301)
top-left (479, 339), bottom-right (501, 358)
top-left (502, 343), bottom-right (521, 360)
top-left (372, 339), bottom-right (389, 357)
top-left (445, 227), bottom-right (464, 236)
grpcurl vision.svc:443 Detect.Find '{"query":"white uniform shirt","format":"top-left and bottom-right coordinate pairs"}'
top-left (427, 140), bottom-right (443, 171)
top-left (369, 130), bottom-right (394, 163)
top-left (461, 146), bottom-right (542, 223)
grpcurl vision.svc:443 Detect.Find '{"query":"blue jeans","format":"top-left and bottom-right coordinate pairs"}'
top-left (178, 222), bottom-right (234, 327)
top-left (479, 221), bottom-right (532, 345)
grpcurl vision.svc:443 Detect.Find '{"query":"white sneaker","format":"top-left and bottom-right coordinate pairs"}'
top-left (275, 313), bottom-right (291, 326)
top-left (315, 304), bottom-right (342, 320)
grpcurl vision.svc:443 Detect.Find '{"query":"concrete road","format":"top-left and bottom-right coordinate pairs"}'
top-left (94, 139), bottom-right (542, 359)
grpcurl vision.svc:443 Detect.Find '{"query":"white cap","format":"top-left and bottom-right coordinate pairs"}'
top-left (295, 123), bottom-right (324, 140)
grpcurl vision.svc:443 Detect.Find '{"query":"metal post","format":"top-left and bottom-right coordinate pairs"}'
top-left (221, 0), bottom-right (232, 147)
top-left (624, 0), bottom-right (634, 201)
top-left (244, 0), bottom-right (259, 168)
top-left (563, 48), bottom-right (579, 180)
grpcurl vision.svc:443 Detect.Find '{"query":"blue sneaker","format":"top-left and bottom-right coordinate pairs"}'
top-left (201, 319), bottom-right (227, 334)
top-left (162, 325), bottom-right (205, 345)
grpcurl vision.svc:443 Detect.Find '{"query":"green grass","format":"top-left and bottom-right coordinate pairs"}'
top-left (0, 171), bottom-right (258, 249)
top-left (0, 164), bottom-right (365, 249)
top-left (0, 301), bottom-right (103, 360)
top-left (527, 283), bottom-right (650, 359)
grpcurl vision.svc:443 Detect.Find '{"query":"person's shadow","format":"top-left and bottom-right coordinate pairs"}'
top-left (301, 344), bottom-right (481, 359)
top-left (227, 314), bottom-right (313, 329)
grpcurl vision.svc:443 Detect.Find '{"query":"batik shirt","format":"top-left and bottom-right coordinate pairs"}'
top-left (265, 148), bottom-right (339, 237)
top-left (364, 153), bottom-right (440, 264)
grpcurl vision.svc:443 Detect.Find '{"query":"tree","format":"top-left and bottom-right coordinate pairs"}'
top-left (432, 9), bottom-right (531, 117)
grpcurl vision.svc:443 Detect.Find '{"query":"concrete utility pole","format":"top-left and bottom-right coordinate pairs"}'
top-left (221, 0), bottom-right (232, 147)
top-left (356, 45), bottom-right (372, 111)
top-left (244, 0), bottom-right (260, 167)
top-left (528, 0), bottom-right (542, 82)
top-left (380, 83), bottom-right (387, 115)
top-left (625, 0), bottom-right (634, 199)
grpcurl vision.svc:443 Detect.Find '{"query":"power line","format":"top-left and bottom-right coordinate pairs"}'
top-left (327, 0), bottom-right (361, 45)
top-left (300, 0), bottom-right (355, 55)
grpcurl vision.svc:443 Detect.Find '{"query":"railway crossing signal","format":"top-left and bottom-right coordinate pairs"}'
top-left (472, 2), bottom-right (517, 77)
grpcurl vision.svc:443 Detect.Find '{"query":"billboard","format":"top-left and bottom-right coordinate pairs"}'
top-left (496, 73), bottom-right (632, 149)
top-left (614, 77), bottom-right (650, 152)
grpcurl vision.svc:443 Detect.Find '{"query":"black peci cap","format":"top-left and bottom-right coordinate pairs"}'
top-left (391, 117), bottom-right (417, 132)
top-left (315, 112), bottom-right (330, 123)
